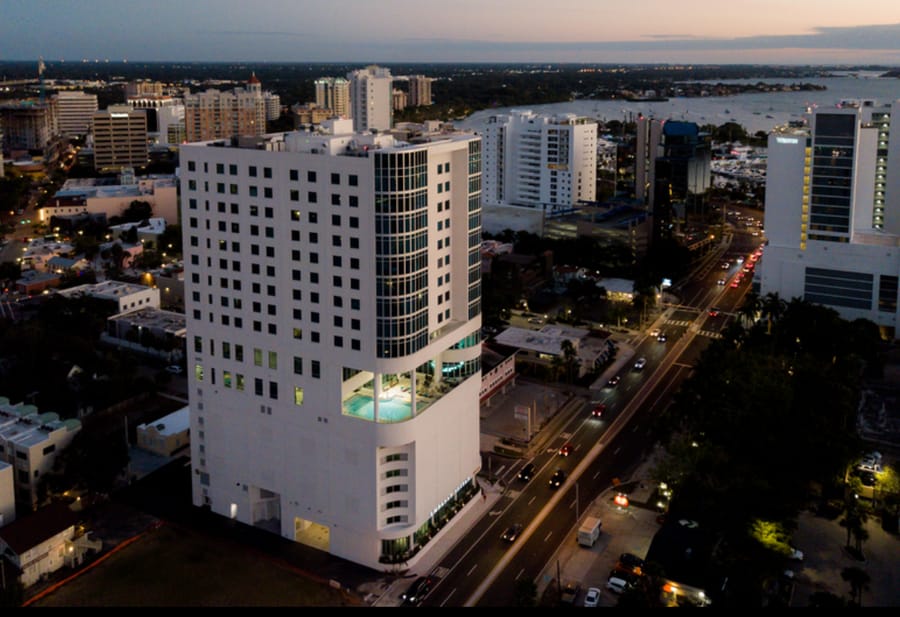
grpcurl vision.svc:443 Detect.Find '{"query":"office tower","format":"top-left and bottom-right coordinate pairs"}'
top-left (407, 75), bottom-right (433, 107)
top-left (90, 105), bottom-right (148, 173)
top-left (179, 119), bottom-right (483, 570)
top-left (54, 90), bottom-right (98, 138)
top-left (348, 65), bottom-right (393, 133)
top-left (264, 94), bottom-right (281, 122)
top-left (635, 117), bottom-right (711, 245)
top-left (183, 74), bottom-right (266, 142)
top-left (478, 110), bottom-right (596, 233)
top-left (314, 77), bottom-right (350, 119)
top-left (760, 99), bottom-right (900, 337)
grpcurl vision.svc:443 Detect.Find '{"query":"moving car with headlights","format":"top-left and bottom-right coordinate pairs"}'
top-left (549, 468), bottom-right (567, 488)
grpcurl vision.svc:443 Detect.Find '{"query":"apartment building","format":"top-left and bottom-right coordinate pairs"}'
top-left (479, 110), bottom-right (597, 234)
top-left (0, 398), bottom-right (82, 509)
top-left (760, 100), bottom-right (900, 338)
top-left (183, 74), bottom-right (267, 143)
top-left (407, 75), bottom-right (434, 108)
top-left (90, 105), bottom-right (149, 173)
top-left (179, 118), bottom-right (483, 570)
top-left (53, 90), bottom-right (98, 138)
top-left (314, 77), bottom-right (350, 119)
top-left (348, 65), bottom-right (393, 133)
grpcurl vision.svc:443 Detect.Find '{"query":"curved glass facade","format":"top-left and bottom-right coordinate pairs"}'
top-left (375, 150), bottom-right (430, 358)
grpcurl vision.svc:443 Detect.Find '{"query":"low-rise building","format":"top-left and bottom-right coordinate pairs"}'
top-left (56, 280), bottom-right (160, 316)
top-left (39, 175), bottom-right (179, 225)
top-left (0, 500), bottom-right (101, 588)
top-left (493, 325), bottom-right (616, 378)
top-left (101, 306), bottom-right (186, 363)
top-left (0, 398), bottom-right (82, 509)
top-left (479, 343), bottom-right (518, 406)
top-left (0, 461), bottom-right (14, 527)
top-left (136, 406), bottom-right (190, 458)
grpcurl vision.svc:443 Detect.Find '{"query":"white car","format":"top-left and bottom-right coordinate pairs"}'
top-left (165, 365), bottom-right (184, 375)
top-left (633, 357), bottom-right (647, 370)
top-left (606, 576), bottom-right (631, 594)
top-left (584, 586), bottom-right (601, 607)
top-left (649, 328), bottom-right (660, 338)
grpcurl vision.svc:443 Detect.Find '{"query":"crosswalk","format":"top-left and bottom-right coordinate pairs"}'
top-left (663, 319), bottom-right (722, 339)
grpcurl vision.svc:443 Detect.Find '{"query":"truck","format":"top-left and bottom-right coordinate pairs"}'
top-left (577, 516), bottom-right (602, 547)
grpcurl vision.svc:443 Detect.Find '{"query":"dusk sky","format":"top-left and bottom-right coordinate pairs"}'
top-left (2, 0), bottom-right (900, 65)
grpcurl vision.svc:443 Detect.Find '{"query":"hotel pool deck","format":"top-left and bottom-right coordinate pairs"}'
top-left (343, 386), bottom-right (430, 423)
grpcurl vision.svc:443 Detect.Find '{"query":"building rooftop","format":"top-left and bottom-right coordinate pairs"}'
top-left (137, 405), bottom-right (190, 437)
top-left (107, 306), bottom-right (186, 335)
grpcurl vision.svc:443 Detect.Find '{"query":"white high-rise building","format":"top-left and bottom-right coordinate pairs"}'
top-left (54, 90), bottom-right (99, 138)
top-left (313, 77), bottom-right (350, 118)
top-left (760, 99), bottom-right (900, 338)
top-left (179, 119), bottom-right (484, 570)
top-left (348, 65), bottom-right (393, 133)
top-left (478, 110), bottom-right (597, 234)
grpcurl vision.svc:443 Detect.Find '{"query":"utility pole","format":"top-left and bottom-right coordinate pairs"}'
top-left (575, 482), bottom-right (580, 522)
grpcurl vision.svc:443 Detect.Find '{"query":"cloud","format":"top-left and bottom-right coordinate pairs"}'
top-left (201, 30), bottom-right (313, 38)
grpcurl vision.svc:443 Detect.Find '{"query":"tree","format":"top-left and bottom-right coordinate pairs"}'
top-left (560, 339), bottom-right (579, 384)
top-left (840, 566), bottom-right (870, 607)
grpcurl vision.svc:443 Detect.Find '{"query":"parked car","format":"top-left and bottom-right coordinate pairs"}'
top-left (165, 365), bottom-right (184, 375)
top-left (583, 586), bottom-right (601, 607)
top-left (617, 552), bottom-right (645, 575)
top-left (606, 575), bottom-right (632, 594)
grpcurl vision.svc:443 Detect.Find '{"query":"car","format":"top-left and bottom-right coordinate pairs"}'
top-left (606, 375), bottom-right (621, 388)
top-left (401, 575), bottom-right (435, 606)
top-left (558, 443), bottom-right (573, 457)
top-left (583, 586), bottom-right (601, 607)
top-left (527, 317), bottom-right (543, 325)
top-left (708, 307), bottom-right (721, 317)
top-left (730, 280), bottom-right (740, 288)
top-left (649, 327), bottom-right (660, 338)
top-left (165, 365), bottom-right (184, 375)
top-left (720, 261), bottom-right (730, 270)
top-left (501, 523), bottom-right (524, 543)
top-left (717, 277), bottom-right (726, 285)
top-left (857, 469), bottom-right (877, 487)
top-left (656, 332), bottom-right (667, 342)
top-left (591, 403), bottom-right (607, 418)
top-left (633, 357), bottom-right (647, 370)
top-left (560, 581), bottom-right (580, 604)
top-left (549, 468), bottom-right (567, 488)
top-left (517, 462), bottom-right (536, 482)
top-left (606, 575), bottom-right (632, 594)
top-left (617, 552), bottom-right (645, 575)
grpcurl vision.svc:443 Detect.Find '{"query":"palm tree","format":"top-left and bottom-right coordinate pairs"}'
top-left (760, 292), bottom-right (786, 335)
top-left (738, 289), bottom-right (761, 329)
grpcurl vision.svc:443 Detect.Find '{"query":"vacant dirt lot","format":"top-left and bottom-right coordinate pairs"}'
top-left (26, 521), bottom-right (359, 607)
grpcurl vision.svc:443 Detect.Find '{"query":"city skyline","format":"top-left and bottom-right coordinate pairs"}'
top-left (2, 0), bottom-right (900, 66)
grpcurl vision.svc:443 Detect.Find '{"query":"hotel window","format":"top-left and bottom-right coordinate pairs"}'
top-left (290, 169), bottom-right (298, 181)
top-left (349, 174), bottom-right (358, 186)
top-left (255, 378), bottom-right (263, 396)
top-left (293, 357), bottom-right (303, 374)
top-left (264, 187), bottom-right (273, 199)
top-left (269, 382), bottom-right (278, 400)
top-left (236, 374), bottom-right (245, 391)
top-left (312, 360), bottom-right (321, 378)
top-left (308, 171), bottom-right (317, 182)
top-left (268, 351), bottom-right (277, 370)
top-left (294, 387), bottom-right (304, 406)
top-left (254, 348), bottom-right (263, 367)
top-left (264, 167), bottom-right (272, 179)
top-left (249, 166), bottom-right (257, 177)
